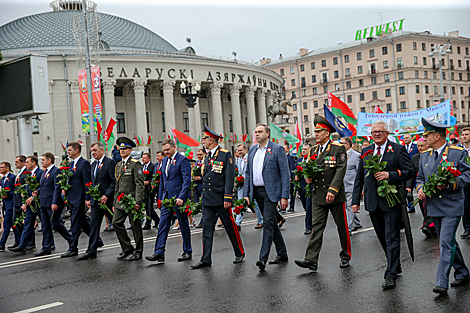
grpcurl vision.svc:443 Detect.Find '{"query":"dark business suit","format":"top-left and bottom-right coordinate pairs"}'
top-left (86, 156), bottom-right (115, 254)
top-left (38, 165), bottom-right (72, 252)
top-left (154, 153), bottom-right (192, 255)
top-left (296, 158), bottom-right (312, 230)
top-left (404, 143), bottom-right (419, 159)
top-left (352, 140), bottom-right (414, 278)
top-left (287, 153), bottom-right (296, 211)
top-left (0, 172), bottom-right (17, 247)
top-left (200, 147), bottom-right (244, 264)
top-left (18, 168), bottom-right (44, 249)
top-left (143, 162), bottom-right (159, 228)
top-left (66, 157), bottom-right (92, 252)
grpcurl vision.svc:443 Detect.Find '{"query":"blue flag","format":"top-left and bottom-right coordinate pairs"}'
top-left (323, 105), bottom-right (353, 137)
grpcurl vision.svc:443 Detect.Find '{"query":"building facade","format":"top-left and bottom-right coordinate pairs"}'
top-left (264, 30), bottom-right (470, 136)
top-left (0, 0), bottom-right (283, 161)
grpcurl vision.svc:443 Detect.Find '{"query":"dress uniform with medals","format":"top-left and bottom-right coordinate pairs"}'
top-left (191, 126), bottom-right (245, 269)
top-left (112, 137), bottom-right (145, 260)
top-left (416, 118), bottom-right (470, 294)
top-left (296, 116), bottom-right (351, 271)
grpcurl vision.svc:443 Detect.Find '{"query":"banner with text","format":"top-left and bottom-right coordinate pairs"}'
top-left (357, 100), bottom-right (451, 136)
top-left (78, 65), bottom-right (102, 133)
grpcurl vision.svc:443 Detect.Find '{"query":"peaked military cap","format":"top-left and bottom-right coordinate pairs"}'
top-left (314, 116), bottom-right (335, 133)
top-left (421, 117), bottom-right (451, 136)
top-left (202, 125), bottom-right (222, 140)
top-left (116, 136), bottom-right (136, 149)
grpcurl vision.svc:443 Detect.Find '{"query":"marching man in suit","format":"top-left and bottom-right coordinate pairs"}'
top-left (416, 118), bottom-right (470, 295)
top-left (146, 138), bottom-right (192, 263)
top-left (352, 121), bottom-right (414, 290)
top-left (284, 144), bottom-right (296, 212)
top-left (78, 142), bottom-right (116, 260)
top-left (34, 153), bottom-right (72, 256)
top-left (403, 134), bottom-right (419, 213)
top-left (144, 151), bottom-right (164, 230)
top-left (141, 153), bottom-right (155, 230)
top-left (0, 162), bottom-right (16, 251)
top-left (191, 126), bottom-right (245, 269)
top-left (244, 124), bottom-right (290, 271)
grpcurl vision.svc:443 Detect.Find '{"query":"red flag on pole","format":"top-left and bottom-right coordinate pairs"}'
top-left (103, 118), bottom-right (117, 142)
top-left (97, 120), bottom-right (102, 141)
top-left (374, 105), bottom-right (384, 113)
top-left (294, 121), bottom-right (302, 151)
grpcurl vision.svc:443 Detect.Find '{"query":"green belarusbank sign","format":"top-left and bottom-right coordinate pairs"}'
top-left (355, 18), bottom-right (405, 40)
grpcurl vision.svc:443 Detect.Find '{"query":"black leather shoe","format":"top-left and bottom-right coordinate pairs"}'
top-left (145, 253), bottom-right (165, 262)
top-left (382, 277), bottom-right (396, 290)
top-left (177, 253), bottom-right (192, 262)
top-left (287, 209), bottom-right (294, 212)
top-left (0, 245), bottom-right (5, 251)
top-left (104, 227), bottom-right (114, 232)
top-left (450, 278), bottom-right (470, 287)
top-left (256, 260), bottom-right (267, 271)
top-left (117, 251), bottom-right (133, 260)
top-left (422, 227), bottom-right (434, 238)
top-left (9, 246), bottom-right (26, 254)
top-left (397, 265), bottom-right (403, 276)
top-left (97, 241), bottom-right (104, 249)
top-left (142, 225), bottom-right (151, 230)
top-left (295, 259), bottom-right (318, 271)
top-left (61, 250), bottom-right (78, 258)
top-left (33, 250), bottom-right (51, 257)
top-left (195, 224), bottom-right (203, 229)
top-left (461, 230), bottom-right (470, 239)
top-left (128, 254), bottom-right (142, 261)
top-left (433, 286), bottom-right (447, 295)
top-left (26, 245), bottom-right (36, 251)
top-left (77, 253), bottom-right (97, 260)
top-left (8, 242), bottom-right (19, 249)
top-left (340, 260), bottom-right (350, 268)
top-left (269, 255), bottom-right (288, 264)
top-left (304, 229), bottom-right (312, 235)
top-left (191, 262), bottom-right (211, 269)
top-left (351, 225), bottom-right (363, 232)
top-left (51, 245), bottom-right (55, 251)
top-left (233, 254), bottom-right (245, 264)
top-left (278, 218), bottom-right (286, 229)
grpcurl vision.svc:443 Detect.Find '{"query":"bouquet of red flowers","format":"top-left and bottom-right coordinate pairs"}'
top-left (24, 172), bottom-right (40, 209)
top-left (13, 211), bottom-right (25, 227)
top-left (0, 187), bottom-right (10, 198)
top-left (300, 154), bottom-right (323, 197)
top-left (117, 193), bottom-right (148, 221)
top-left (232, 199), bottom-right (248, 215)
top-left (361, 150), bottom-right (400, 207)
top-left (57, 166), bottom-right (73, 205)
top-left (292, 164), bottom-right (304, 192)
top-left (182, 199), bottom-right (202, 216)
top-left (190, 165), bottom-right (202, 191)
top-left (14, 182), bottom-right (28, 205)
top-left (157, 196), bottom-right (179, 213)
top-left (234, 174), bottom-right (245, 192)
top-left (86, 182), bottom-right (114, 216)
top-left (411, 162), bottom-right (461, 206)
top-left (150, 171), bottom-right (161, 189)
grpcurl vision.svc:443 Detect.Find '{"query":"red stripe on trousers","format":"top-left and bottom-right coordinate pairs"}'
top-left (342, 202), bottom-right (352, 259)
top-left (228, 207), bottom-right (245, 255)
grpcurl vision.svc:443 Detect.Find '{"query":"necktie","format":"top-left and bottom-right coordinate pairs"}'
top-left (41, 169), bottom-right (48, 184)
top-left (143, 164), bottom-right (147, 172)
top-left (69, 161), bottom-right (74, 170)
top-left (319, 146), bottom-right (323, 154)
top-left (166, 159), bottom-right (171, 176)
top-left (434, 150), bottom-right (438, 161)
top-left (94, 161), bottom-right (100, 178)
top-left (376, 146), bottom-right (381, 156)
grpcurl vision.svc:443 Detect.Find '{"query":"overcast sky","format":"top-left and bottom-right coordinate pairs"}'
top-left (1, 0), bottom-right (469, 63)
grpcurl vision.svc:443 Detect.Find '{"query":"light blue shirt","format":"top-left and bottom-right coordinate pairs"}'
top-left (253, 145), bottom-right (267, 186)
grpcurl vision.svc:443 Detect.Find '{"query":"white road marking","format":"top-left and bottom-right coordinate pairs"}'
top-left (14, 302), bottom-right (63, 313)
top-left (352, 226), bottom-right (374, 234)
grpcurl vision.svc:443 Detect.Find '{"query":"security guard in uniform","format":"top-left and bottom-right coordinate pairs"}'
top-left (295, 116), bottom-right (351, 272)
top-left (191, 125), bottom-right (245, 269)
top-left (112, 137), bottom-right (145, 261)
top-left (416, 118), bottom-right (470, 295)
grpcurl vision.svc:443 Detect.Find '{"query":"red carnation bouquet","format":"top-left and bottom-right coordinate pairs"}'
top-left (300, 154), bottom-right (323, 197)
top-left (14, 182), bottom-right (29, 206)
top-left (157, 196), bottom-right (179, 213)
top-left (0, 187), bottom-right (10, 198)
top-left (232, 198), bottom-right (248, 215)
top-left (117, 193), bottom-right (148, 221)
top-left (234, 174), bottom-right (245, 192)
top-left (150, 171), bottom-right (161, 189)
top-left (57, 166), bottom-right (73, 205)
top-left (411, 161), bottom-right (461, 206)
top-left (86, 182), bottom-right (114, 216)
top-left (182, 199), bottom-right (202, 216)
top-left (360, 149), bottom-right (400, 207)
top-left (24, 172), bottom-right (40, 210)
top-left (292, 165), bottom-right (304, 192)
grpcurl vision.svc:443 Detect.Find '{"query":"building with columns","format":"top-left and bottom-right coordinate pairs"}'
top-left (263, 30), bottom-right (470, 136)
top-left (0, 0), bottom-right (283, 161)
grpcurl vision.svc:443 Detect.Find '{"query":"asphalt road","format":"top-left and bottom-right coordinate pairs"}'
top-left (1, 200), bottom-right (470, 313)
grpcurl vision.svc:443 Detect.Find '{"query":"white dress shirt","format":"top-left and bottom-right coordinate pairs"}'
top-left (165, 152), bottom-right (177, 176)
top-left (374, 141), bottom-right (388, 161)
top-left (434, 142), bottom-right (447, 157)
top-left (253, 144), bottom-right (267, 186)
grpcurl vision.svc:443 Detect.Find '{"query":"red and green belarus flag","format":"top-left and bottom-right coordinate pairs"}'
top-left (171, 127), bottom-right (200, 149)
top-left (328, 91), bottom-right (357, 125)
top-left (99, 118), bottom-right (116, 151)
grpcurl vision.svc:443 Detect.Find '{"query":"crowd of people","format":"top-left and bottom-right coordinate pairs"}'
top-left (1, 120), bottom-right (470, 295)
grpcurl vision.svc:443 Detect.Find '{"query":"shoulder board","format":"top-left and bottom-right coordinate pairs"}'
top-left (331, 142), bottom-right (341, 146)
top-left (220, 149), bottom-right (228, 153)
top-left (131, 159), bottom-right (138, 162)
top-left (450, 146), bottom-right (464, 151)
top-left (423, 148), bottom-right (432, 153)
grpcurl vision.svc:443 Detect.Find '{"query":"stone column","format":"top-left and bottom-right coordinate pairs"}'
top-left (102, 80), bottom-right (117, 139)
top-left (188, 81), bottom-right (203, 146)
top-left (257, 88), bottom-right (267, 124)
top-left (266, 90), bottom-right (274, 124)
top-left (210, 82), bottom-right (225, 139)
top-left (245, 86), bottom-right (257, 136)
top-left (230, 84), bottom-right (243, 139)
top-left (133, 79), bottom-right (147, 150)
top-left (68, 80), bottom-right (82, 142)
top-left (161, 80), bottom-right (176, 137)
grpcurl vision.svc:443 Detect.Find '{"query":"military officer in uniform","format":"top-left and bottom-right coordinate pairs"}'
top-left (191, 126), bottom-right (245, 269)
top-left (112, 137), bottom-right (145, 261)
top-left (295, 116), bottom-right (351, 272)
top-left (416, 118), bottom-right (470, 295)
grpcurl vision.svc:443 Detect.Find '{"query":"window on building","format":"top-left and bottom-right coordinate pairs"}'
top-left (463, 114), bottom-right (467, 123)
top-left (385, 88), bottom-right (391, 97)
top-left (313, 87), bottom-right (317, 95)
top-left (417, 100), bottom-right (421, 108)
top-left (434, 86), bottom-right (438, 94)
top-left (433, 71), bottom-right (437, 79)
top-left (284, 117), bottom-right (289, 123)
top-left (382, 46), bottom-right (388, 55)
top-left (201, 113), bottom-right (208, 130)
top-left (459, 73), bottom-right (463, 80)
top-left (322, 73), bottom-right (328, 82)
top-left (457, 46), bottom-right (461, 54)
top-left (183, 112), bottom-right (189, 132)
top-left (32, 118), bottom-right (39, 134)
top-left (321, 60), bottom-right (326, 67)
top-left (426, 100), bottom-right (430, 107)
top-left (413, 42), bottom-right (417, 50)
top-left (334, 70), bottom-right (339, 78)
top-left (413, 56), bottom-right (418, 65)
top-left (423, 57), bottom-right (427, 65)
top-left (400, 101), bottom-right (406, 109)
top-left (360, 93), bottom-right (365, 101)
top-left (357, 52), bottom-right (362, 60)
top-left (397, 58), bottom-right (404, 69)
top-left (369, 49), bottom-right (375, 58)
top-left (458, 60), bottom-right (462, 67)
top-left (344, 55), bottom-right (350, 63)
top-left (442, 72), bottom-right (446, 80)
top-left (292, 91), bottom-right (297, 98)
top-left (416, 85), bottom-right (420, 93)
top-left (117, 113), bottom-right (126, 133)
top-left (300, 64), bottom-right (305, 71)
top-left (361, 107), bottom-right (366, 112)
top-left (304, 115), bottom-right (308, 122)
top-left (372, 91), bottom-right (378, 99)
top-left (115, 87), bottom-right (123, 97)
top-left (399, 86), bottom-right (405, 94)
top-left (302, 89), bottom-right (307, 96)
top-left (422, 43), bottom-right (426, 51)
top-left (291, 79), bottom-right (295, 86)
top-left (333, 57), bottom-right (338, 65)
top-left (370, 63), bottom-right (377, 74)
top-left (359, 79), bottom-right (364, 86)
top-left (311, 62), bottom-right (315, 69)
top-left (466, 47), bottom-right (469, 55)
top-left (383, 60), bottom-right (389, 69)
top-left (146, 112), bottom-right (150, 132)
top-left (452, 86), bottom-right (455, 94)
top-left (396, 43), bottom-right (402, 52)
top-left (305, 127), bottom-right (310, 134)
top-left (335, 83), bottom-right (340, 91)
top-left (386, 103), bottom-right (392, 112)
top-left (303, 102), bottom-right (308, 109)
top-left (280, 69), bottom-right (285, 76)
top-left (347, 95), bottom-right (352, 103)
top-left (442, 59), bottom-right (445, 67)
top-left (384, 74), bottom-right (390, 82)
top-left (358, 65), bottom-right (363, 74)
top-left (314, 100), bottom-right (318, 108)
top-left (293, 103), bottom-right (297, 111)
top-left (398, 72), bottom-right (404, 80)
top-left (345, 68), bottom-right (351, 76)
top-left (415, 70), bottom-right (419, 78)
top-left (371, 77), bottom-right (377, 85)
top-left (160, 112), bottom-right (165, 133)
top-left (312, 75), bottom-right (316, 83)
top-left (323, 85), bottom-right (328, 93)
top-left (290, 66), bottom-right (295, 74)
top-left (461, 100), bottom-right (465, 108)
top-left (461, 86), bottom-right (464, 94)
top-left (229, 114), bottom-right (233, 132)
top-left (301, 77), bottom-right (306, 87)
top-left (294, 116), bottom-right (298, 124)
top-left (346, 81), bottom-right (351, 89)
top-left (424, 71), bottom-right (428, 79)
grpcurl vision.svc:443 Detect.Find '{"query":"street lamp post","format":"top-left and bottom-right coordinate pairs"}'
top-left (429, 43), bottom-right (452, 103)
top-left (180, 76), bottom-right (201, 108)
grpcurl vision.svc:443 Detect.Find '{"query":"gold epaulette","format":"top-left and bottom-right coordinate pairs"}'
top-left (450, 146), bottom-right (464, 151)
top-left (331, 141), bottom-right (341, 146)
top-left (423, 148), bottom-right (432, 153)
top-left (220, 149), bottom-right (229, 153)
top-left (131, 159), bottom-right (138, 162)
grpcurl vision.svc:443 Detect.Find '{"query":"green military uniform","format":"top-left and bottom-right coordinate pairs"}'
top-left (304, 116), bottom-right (352, 266)
top-left (112, 138), bottom-right (145, 256)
